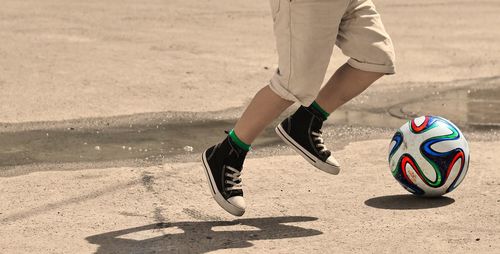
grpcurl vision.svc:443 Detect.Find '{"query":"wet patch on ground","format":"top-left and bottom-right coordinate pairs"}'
top-left (388, 81), bottom-right (500, 129)
top-left (329, 76), bottom-right (500, 130)
top-left (0, 118), bottom-right (282, 170)
top-left (0, 77), bottom-right (499, 176)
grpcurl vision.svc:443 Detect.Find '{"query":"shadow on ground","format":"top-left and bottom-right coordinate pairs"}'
top-left (86, 216), bottom-right (322, 254)
top-left (364, 194), bottom-right (455, 210)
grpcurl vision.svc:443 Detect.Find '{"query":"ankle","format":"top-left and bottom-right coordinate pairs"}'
top-left (228, 129), bottom-right (251, 151)
top-left (308, 101), bottom-right (329, 120)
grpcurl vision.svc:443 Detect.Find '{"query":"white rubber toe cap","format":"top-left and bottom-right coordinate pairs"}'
top-left (228, 196), bottom-right (246, 211)
top-left (326, 156), bottom-right (340, 168)
top-left (318, 156), bottom-right (340, 175)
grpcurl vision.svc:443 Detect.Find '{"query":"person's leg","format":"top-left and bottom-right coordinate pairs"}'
top-left (271, 0), bottom-right (347, 175)
top-left (233, 0), bottom-right (345, 148)
top-left (315, 63), bottom-right (383, 113)
top-left (202, 0), bottom-right (346, 216)
top-left (201, 85), bottom-right (293, 217)
top-left (276, 0), bottom-right (395, 175)
top-left (233, 86), bottom-right (294, 145)
top-left (315, 0), bottom-right (395, 115)
top-left (275, 64), bottom-right (386, 175)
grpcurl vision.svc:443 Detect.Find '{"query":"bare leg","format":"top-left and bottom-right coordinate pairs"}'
top-left (233, 86), bottom-right (294, 144)
top-left (233, 64), bottom-right (383, 144)
top-left (315, 63), bottom-right (384, 113)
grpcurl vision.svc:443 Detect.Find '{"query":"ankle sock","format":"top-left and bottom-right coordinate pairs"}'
top-left (228, 129), bottom-right (251, 151)
top-left (309, 101), bottom-right (330, 120)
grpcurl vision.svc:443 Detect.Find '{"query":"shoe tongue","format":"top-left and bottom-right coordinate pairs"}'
top-left (309, 118), bottom-right (331, 158)
top-left (310, 115), bottom-right (324, 132)
top-left (224, 137), bottom-right (246, 197)
top-left (225, 136), bottom-right (247, 171)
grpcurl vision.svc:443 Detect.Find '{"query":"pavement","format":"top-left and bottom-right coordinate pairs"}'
top-left (0, 0), bottom-right (499, 253)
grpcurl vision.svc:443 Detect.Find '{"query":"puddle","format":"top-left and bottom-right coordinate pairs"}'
top-left (0, 80), bottom-right (498, 171)
top-left (0, 120), bottom-right (281, 168)
top-left (388, 86), bottom-right (500, 129)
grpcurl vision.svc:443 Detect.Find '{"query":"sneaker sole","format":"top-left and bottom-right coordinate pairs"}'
top-left (275, 124), bottom-right (340, 175)
top-left (202, 150), bottom-right (245, 216)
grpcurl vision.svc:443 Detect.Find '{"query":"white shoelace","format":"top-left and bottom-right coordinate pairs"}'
top-left (311, 131), bottom-right (327, 153)
top-left (224, 166), bottom-right (242, 191)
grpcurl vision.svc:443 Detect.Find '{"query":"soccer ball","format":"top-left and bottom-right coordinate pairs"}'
top-left (388, 116), bottom-right (470, 196)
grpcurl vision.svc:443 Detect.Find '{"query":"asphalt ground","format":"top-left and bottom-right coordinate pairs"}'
top-left (1, 0), bottom-right (499, 253)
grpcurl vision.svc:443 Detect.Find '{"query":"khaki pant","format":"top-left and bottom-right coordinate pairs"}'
top-left (269, 0), bottom-right (396, 106)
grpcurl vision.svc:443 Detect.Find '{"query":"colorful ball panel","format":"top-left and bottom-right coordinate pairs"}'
top-left (388, 116), bottom-right (470, 196)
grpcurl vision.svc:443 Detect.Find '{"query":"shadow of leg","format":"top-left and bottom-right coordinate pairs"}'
top-left (364, 194), bottom-right (455, 210)
top-left (86, 216), bottom-right (322, 254)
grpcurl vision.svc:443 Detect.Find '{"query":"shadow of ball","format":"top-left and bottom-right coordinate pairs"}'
top-left (364, 194), bottom-right (455, 210)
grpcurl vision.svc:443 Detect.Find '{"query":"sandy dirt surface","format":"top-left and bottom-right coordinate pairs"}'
top-left (1, 0), bottom-right (500, 253)
top-left (1, 140), bottom-right (499, 253)
top-left (0, 0), bottom-right (499, 122)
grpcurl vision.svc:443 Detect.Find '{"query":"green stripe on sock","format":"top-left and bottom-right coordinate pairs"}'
top-left (311, 101), bottom-right (330, 119)
top-left (229, 129), bottom-right (251, 151)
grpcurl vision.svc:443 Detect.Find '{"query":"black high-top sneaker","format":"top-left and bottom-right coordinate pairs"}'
top-left (201, 135), bottom-right (247, 216)
top-left (275, 106), bottom-right (340, 174)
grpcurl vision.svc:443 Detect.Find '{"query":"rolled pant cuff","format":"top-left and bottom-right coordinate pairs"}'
top-left (347, 58), bottom-right (396, 75)
top-left (268, 77), bottom-right (314, 106)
